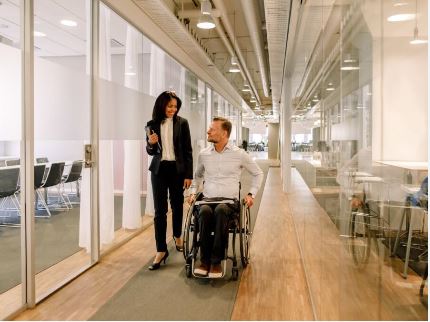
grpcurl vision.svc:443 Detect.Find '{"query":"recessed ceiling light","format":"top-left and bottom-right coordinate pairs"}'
top-left (393, 2), bottom-right (408, 7)
top-left (387, 14), bottom-right (415, 22)
top-left (228, 65), bottom-right (240, 72)
top-left (61, 19), bottom-right (78, 27)
top-left (124, 72), bottom-right (136, 76)
top-left (341, 66), bottom-right (360, 71)
top-left (34, 31), bottom-right (46, 37)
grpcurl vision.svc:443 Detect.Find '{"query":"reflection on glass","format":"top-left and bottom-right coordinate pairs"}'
top-left (290, 0), bottom-right (428, 319)
top-left (98, 4), bottom-right (152, 255)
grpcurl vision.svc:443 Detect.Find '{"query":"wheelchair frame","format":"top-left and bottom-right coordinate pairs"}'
top-left (182, 192), bottom-right (252, 280)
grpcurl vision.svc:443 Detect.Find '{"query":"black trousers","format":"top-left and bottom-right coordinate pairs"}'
top-left (151, 161), bottom-right (184, 252)
top-left (198, 203), bottom-right (235, 265)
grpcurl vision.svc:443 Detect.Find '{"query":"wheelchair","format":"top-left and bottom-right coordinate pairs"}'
top-left (182, 192), bottom-right (252, 280)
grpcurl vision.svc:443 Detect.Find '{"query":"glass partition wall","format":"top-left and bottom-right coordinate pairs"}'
top-left (33, 0), bottom-right (92, 302)
top-left (0, 0), bottom-right (23, 317)
top-left (290, 0), bottom-right (427, 320)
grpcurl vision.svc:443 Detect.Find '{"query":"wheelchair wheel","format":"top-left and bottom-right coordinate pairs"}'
top-left (239, 202), bottom-right (252, 268)
top-left (349, 207), bottom-right (371, 266)
top-left (183, 200), bottom-right (196, 261)
top-left (185, 264), bottom-right (192, 278)
top-left (232, 268), bottom-right (239, 281)
top-left (183, 193), bottom-right (202, 261)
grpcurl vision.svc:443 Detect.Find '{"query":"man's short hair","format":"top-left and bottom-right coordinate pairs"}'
top-left (213, 117), bottom-right (232, 138)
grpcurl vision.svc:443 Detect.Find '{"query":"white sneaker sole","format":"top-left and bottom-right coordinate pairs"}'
top-left (208, 272), bottom-right (222, 278)
top-left (194, 268), bottom-right (208, 276)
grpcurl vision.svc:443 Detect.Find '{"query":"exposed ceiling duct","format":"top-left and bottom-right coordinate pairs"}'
top-left (239, 0), bottom-right (270, 98)
top-left (211, 0), bottom-right (262, 106)
top-left (264, 0), bottom-right (292, 117)
top-left (131, 0), bottom-right (246, 109)
top-left (212, 16), bottom-right (248, 86)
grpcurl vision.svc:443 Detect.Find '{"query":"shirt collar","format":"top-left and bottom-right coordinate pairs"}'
top-left (210, 142), bottom-right (233, 152)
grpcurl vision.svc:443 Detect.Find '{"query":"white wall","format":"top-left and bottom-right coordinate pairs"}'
top-left (373, 38), bottom-right (428, 162)
top-left (0, 43), bottom-right (21, 141)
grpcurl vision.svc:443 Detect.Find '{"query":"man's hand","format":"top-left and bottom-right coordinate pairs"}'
top-left (244, 194), bottom-right (254, 208)
top-left (350, 196), bottom-right (363, 209)
top-left (188, 194), bottom-right (196, 205)
top-left (183, 179), bottom-right (192, 189)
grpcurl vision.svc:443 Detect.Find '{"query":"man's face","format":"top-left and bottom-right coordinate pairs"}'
top-left (207, 121), bottom-right (226, 143)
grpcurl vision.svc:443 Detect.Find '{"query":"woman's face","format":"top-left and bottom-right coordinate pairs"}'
top-left (165, 98), bottom-right (178, 118)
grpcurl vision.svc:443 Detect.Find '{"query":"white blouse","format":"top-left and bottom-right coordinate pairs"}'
top-left (160, 118), bottom-right (176, 161)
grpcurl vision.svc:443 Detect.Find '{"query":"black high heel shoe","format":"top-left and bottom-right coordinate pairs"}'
top-left (173, 236), bottom-right (183, 252)
top-left (148, 250), bottom-right (169, 271)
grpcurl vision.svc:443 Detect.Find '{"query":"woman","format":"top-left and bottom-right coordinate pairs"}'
top-left (146, 91), bottom-right (193, 270)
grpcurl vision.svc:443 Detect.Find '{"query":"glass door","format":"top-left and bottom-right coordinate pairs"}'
top-left (33, 0), bottom-right (92, 302)
top-left (0, 0), bottom-right (23, 317)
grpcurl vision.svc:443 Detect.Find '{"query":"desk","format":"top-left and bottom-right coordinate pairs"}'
top-left (375, 160), bottom-right (428, 171)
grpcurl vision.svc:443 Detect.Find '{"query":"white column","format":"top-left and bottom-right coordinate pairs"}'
top-left (281, 78), bottom-right (292, 192)
top-left (122, 26), bottom-right (142, 229)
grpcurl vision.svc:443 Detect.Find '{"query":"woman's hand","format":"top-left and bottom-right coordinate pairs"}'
top-left (148, 130), bottom-right (159, 145)
top-left (183, 179), bottom-right (192, 189)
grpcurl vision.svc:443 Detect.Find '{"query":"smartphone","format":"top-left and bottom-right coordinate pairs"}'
top-left (145, 126), bottom-right (151, 137)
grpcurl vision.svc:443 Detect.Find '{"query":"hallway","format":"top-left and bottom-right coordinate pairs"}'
top-left (12, 165), bottom-right (428, 321)
top-left (14, 164), bottom-right (314, 320)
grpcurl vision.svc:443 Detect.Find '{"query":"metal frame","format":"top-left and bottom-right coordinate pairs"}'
top-left (90, 0), bottom-right (100, 264)
top-left (21, 0), bottom-right (35, 309)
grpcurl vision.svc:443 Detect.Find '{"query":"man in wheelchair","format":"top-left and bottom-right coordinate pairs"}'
top-left (188, 117), bottom-right (263, 278)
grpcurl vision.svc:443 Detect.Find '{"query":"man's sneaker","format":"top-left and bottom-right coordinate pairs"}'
top-left (208, 263), bottom-right (223, 278)
top-left (194, 263), bottom-right (210, 276)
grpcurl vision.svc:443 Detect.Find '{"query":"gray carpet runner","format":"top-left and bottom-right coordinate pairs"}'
top-left (90, 161), bottom-right (270, 321)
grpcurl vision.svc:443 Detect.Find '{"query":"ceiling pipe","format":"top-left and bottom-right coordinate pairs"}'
top-left (211, 0), bottom-right (262, 106)
top-left (212, 17), bottom-right (248, 88)
top-left (178, 9), bottom-right (221, 19)
top-left (239, 0), bottom-right (270, 98)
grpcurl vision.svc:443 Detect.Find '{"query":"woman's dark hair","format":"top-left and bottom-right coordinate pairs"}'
top-left (152, 91), bottom-right (182, 122)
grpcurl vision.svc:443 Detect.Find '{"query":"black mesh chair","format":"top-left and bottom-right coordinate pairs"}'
top-left (36, 157), bottom-right (50, 182)
top-left (61, 160), bottom-right (83, 207)
top-left (34, 164), bottom-right (49, 217)
top-left (36, 157), bottom-right (49, 164)
top-left (0, 167), bottom-right (21, 218)
top-left (5, 159), bottom-right (20, 166)
top-left (37, 162), bottom-right (67, 217)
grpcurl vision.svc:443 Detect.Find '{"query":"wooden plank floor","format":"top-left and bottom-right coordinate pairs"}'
top-left (288, 169), bottom-right (427, 321)
top-left (13, 166), bottom-right (428, 320)
top-left (13, 215), bottom-right (162, 320)
top-left (231, 167), bottom-right (314, 320)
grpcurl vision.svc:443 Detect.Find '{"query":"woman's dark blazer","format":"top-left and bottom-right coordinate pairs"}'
top-left (146, 116), bottom-right (193, 179)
